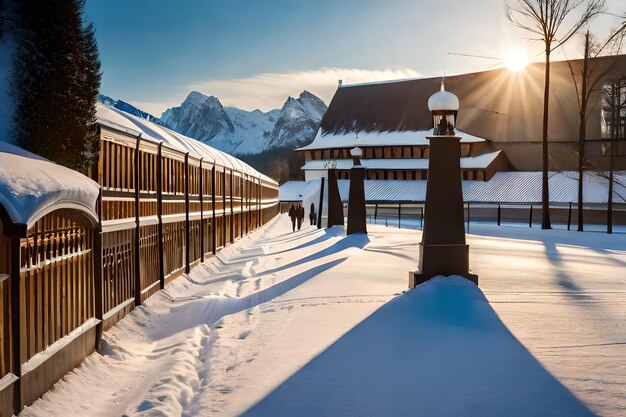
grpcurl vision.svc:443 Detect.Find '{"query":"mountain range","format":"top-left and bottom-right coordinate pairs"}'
top-left (98, 90), bottom-right (327, 157)
top-left (161, 90), bottom-right (326, 155)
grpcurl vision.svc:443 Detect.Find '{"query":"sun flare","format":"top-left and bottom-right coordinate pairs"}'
top-left (505, 50), bottom-right (529, 72)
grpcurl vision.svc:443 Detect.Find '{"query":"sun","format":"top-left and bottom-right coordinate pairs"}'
top-left (505, 50), bottom-right (529, 72)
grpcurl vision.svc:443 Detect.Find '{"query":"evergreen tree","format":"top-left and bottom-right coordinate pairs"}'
top-left (12, 0), bottom-right (101, 172)
top-left (0, 0), bottom-right (5, 39)
top-left (77, 22), bottom-right (102, 167)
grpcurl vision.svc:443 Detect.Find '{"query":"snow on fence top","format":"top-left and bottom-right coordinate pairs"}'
top-left (0, 141), bottom-right (100, 228)
top-left (279, 171), bottom-right (626, 204)
top-left (96, 104), bottom-right (277, 187)
top-left (296, 128), bottom-right (484, 151)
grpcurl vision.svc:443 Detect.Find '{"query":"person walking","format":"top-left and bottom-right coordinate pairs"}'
top-left (296, 203), bottom-right (304, 230)
top-left (288, 204), bottom-right (296, 232)
top-left (309, 203), bottom-right (316, 225)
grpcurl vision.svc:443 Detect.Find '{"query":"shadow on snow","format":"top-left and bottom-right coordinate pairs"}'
top-left (242, 277), bottom-right (597, 417)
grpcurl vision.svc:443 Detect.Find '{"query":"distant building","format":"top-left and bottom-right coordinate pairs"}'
top-left (295, 54), bottom-right (626, 181)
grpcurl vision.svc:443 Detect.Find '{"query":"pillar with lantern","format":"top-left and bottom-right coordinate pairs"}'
top-left (410, 83), bottom-right (478, 288)
top-left (347, 146), bottom-right (367, 235)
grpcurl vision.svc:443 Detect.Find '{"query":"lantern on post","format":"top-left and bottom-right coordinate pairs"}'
top-left (410, 82), bottom-right (478, 288)
top-left (347, 146), bottom-right (367, 235)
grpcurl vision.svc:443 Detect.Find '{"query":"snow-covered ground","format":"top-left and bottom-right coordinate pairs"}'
top-left (20, 215), bottom-right (626, 416)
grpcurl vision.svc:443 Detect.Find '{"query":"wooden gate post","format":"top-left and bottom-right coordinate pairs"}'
top-left (10, 234), bottom-right (22, 411)
top-left (222, 167), bottom-right (227, 246)
top-left (199, 158), bottom-right (204, 259)
top-left (94, 189), bottom-right (104, 350)
top-left (184, 153), bottom-right (190, 274)
top-left (211, 165), bottom-right (217, 255)
top-left (157, 143), bottom-right (164, 289)
top-left (230, 171), bottom-right (234, 243)
top-left (133, 136), bottom-right (142, 306)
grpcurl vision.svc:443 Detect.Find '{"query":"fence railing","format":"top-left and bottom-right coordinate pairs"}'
top-left (364, 202), bottom-right (626, 234)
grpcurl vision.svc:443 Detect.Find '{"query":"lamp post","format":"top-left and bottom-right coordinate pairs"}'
top-left (410, 83), bottom-right (478, 288)
top-left (347, 146), bottom-right (367, 235)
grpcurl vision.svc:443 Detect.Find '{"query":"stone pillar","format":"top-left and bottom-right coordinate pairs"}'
top-left (327, 168), bottom-right (344, 227)
top-left (347, 165), bottom-right (367, 235)
top-left (412, 136), bottom-right (478, 287)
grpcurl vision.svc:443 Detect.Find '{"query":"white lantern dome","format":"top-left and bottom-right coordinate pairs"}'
top-left (428, 83), bottom-right (459, 112)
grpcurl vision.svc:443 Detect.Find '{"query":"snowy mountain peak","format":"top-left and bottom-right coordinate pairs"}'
top-left (161, 92), bottom-right (235, 142)
top-left (182, 91), bottom-right (221, 110)
top-left (97, 94), bottom-right (161, 124)
top-left (268, 91), bottom-right (329, 149)
top-left (160, 90), bottom-right (327, 156)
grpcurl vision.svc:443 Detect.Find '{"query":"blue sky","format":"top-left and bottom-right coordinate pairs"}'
top-left (85, 0), bottom-right (624, 115)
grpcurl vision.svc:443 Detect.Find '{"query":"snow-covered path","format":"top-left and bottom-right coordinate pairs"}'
top-left (20, 215), bottom-right (626, 416)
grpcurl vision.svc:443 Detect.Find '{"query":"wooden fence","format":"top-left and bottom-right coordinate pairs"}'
top-left (97, 125), bottom-right (280, 330)
top-left (0, 125), bottom-right (280, 415)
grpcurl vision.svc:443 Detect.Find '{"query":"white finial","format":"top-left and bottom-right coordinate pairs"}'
top-left (440, 79), bottom-right (445, 91)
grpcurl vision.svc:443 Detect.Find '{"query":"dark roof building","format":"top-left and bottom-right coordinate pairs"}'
top-left (304, 54), bottom-right (626, 173)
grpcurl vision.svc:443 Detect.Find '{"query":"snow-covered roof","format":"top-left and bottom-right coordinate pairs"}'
top-left (296, 128), bottom-right (484, 151)
top-left (301, 151), bottom-right (501, 171)
top-left (96, 104), bottom-right (276, 184)
top-left (0, 142), bottom-right (100, 229)
top-left (279, 171), bottom-right (626, 204)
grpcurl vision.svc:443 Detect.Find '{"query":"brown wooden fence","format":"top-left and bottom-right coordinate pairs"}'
top-left (0, 124), bottom-right (279, 415)
top-left (96, 125), bottom-right (279, 329)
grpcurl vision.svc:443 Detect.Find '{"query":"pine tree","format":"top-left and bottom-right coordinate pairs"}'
top-left (12, 0), bottom-right (101, 172)
top-left (0, 0), bottom-right (5, 39)
top-left (78, 22), bottom-right (102, 167)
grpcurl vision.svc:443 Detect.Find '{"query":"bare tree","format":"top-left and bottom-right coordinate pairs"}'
top-left (566, 23), bottom-right (625, 231)
top-left (602, 77), bottom-right (626, 233)
top-left (268, 153), bottom-right (291, 184)
top-left (507, 0), bottom-right (605, 229)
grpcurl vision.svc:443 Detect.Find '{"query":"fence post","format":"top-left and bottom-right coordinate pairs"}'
top-left (467, 202), bottom-right (470, 233)
top-left (398, 203), bottom-right (401, 229)
top-left (230, 170), bottom-right (234, 243)
top-left (497, 204), bottom-right (501, 226)
top-left (567, 202), bottom-right (572, 231)
top-left (374, 203), bottom-right (378, 222)
top-left (134, 136), bottom-right (142, 306)
top-left (157, 143), bottom-right (165, 289)
top-left (10, 234), bottom-right (22, 412)
top-left (222, 167), bottom-right (227, 246)
top-left (420, 205), bottom-right (423, 228)
top-left (211, 165), bottom-right (217, 254)
top-left (199, 159), bottom-right (204, 259)
top-left (94, 189), bottom-right (104, 350)
top-left (529, 205), bottom-right (533, 228)
top-left (184, 153), bottom-right (190, 274)
top-left (317, 177), bottom-right (325, 229)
